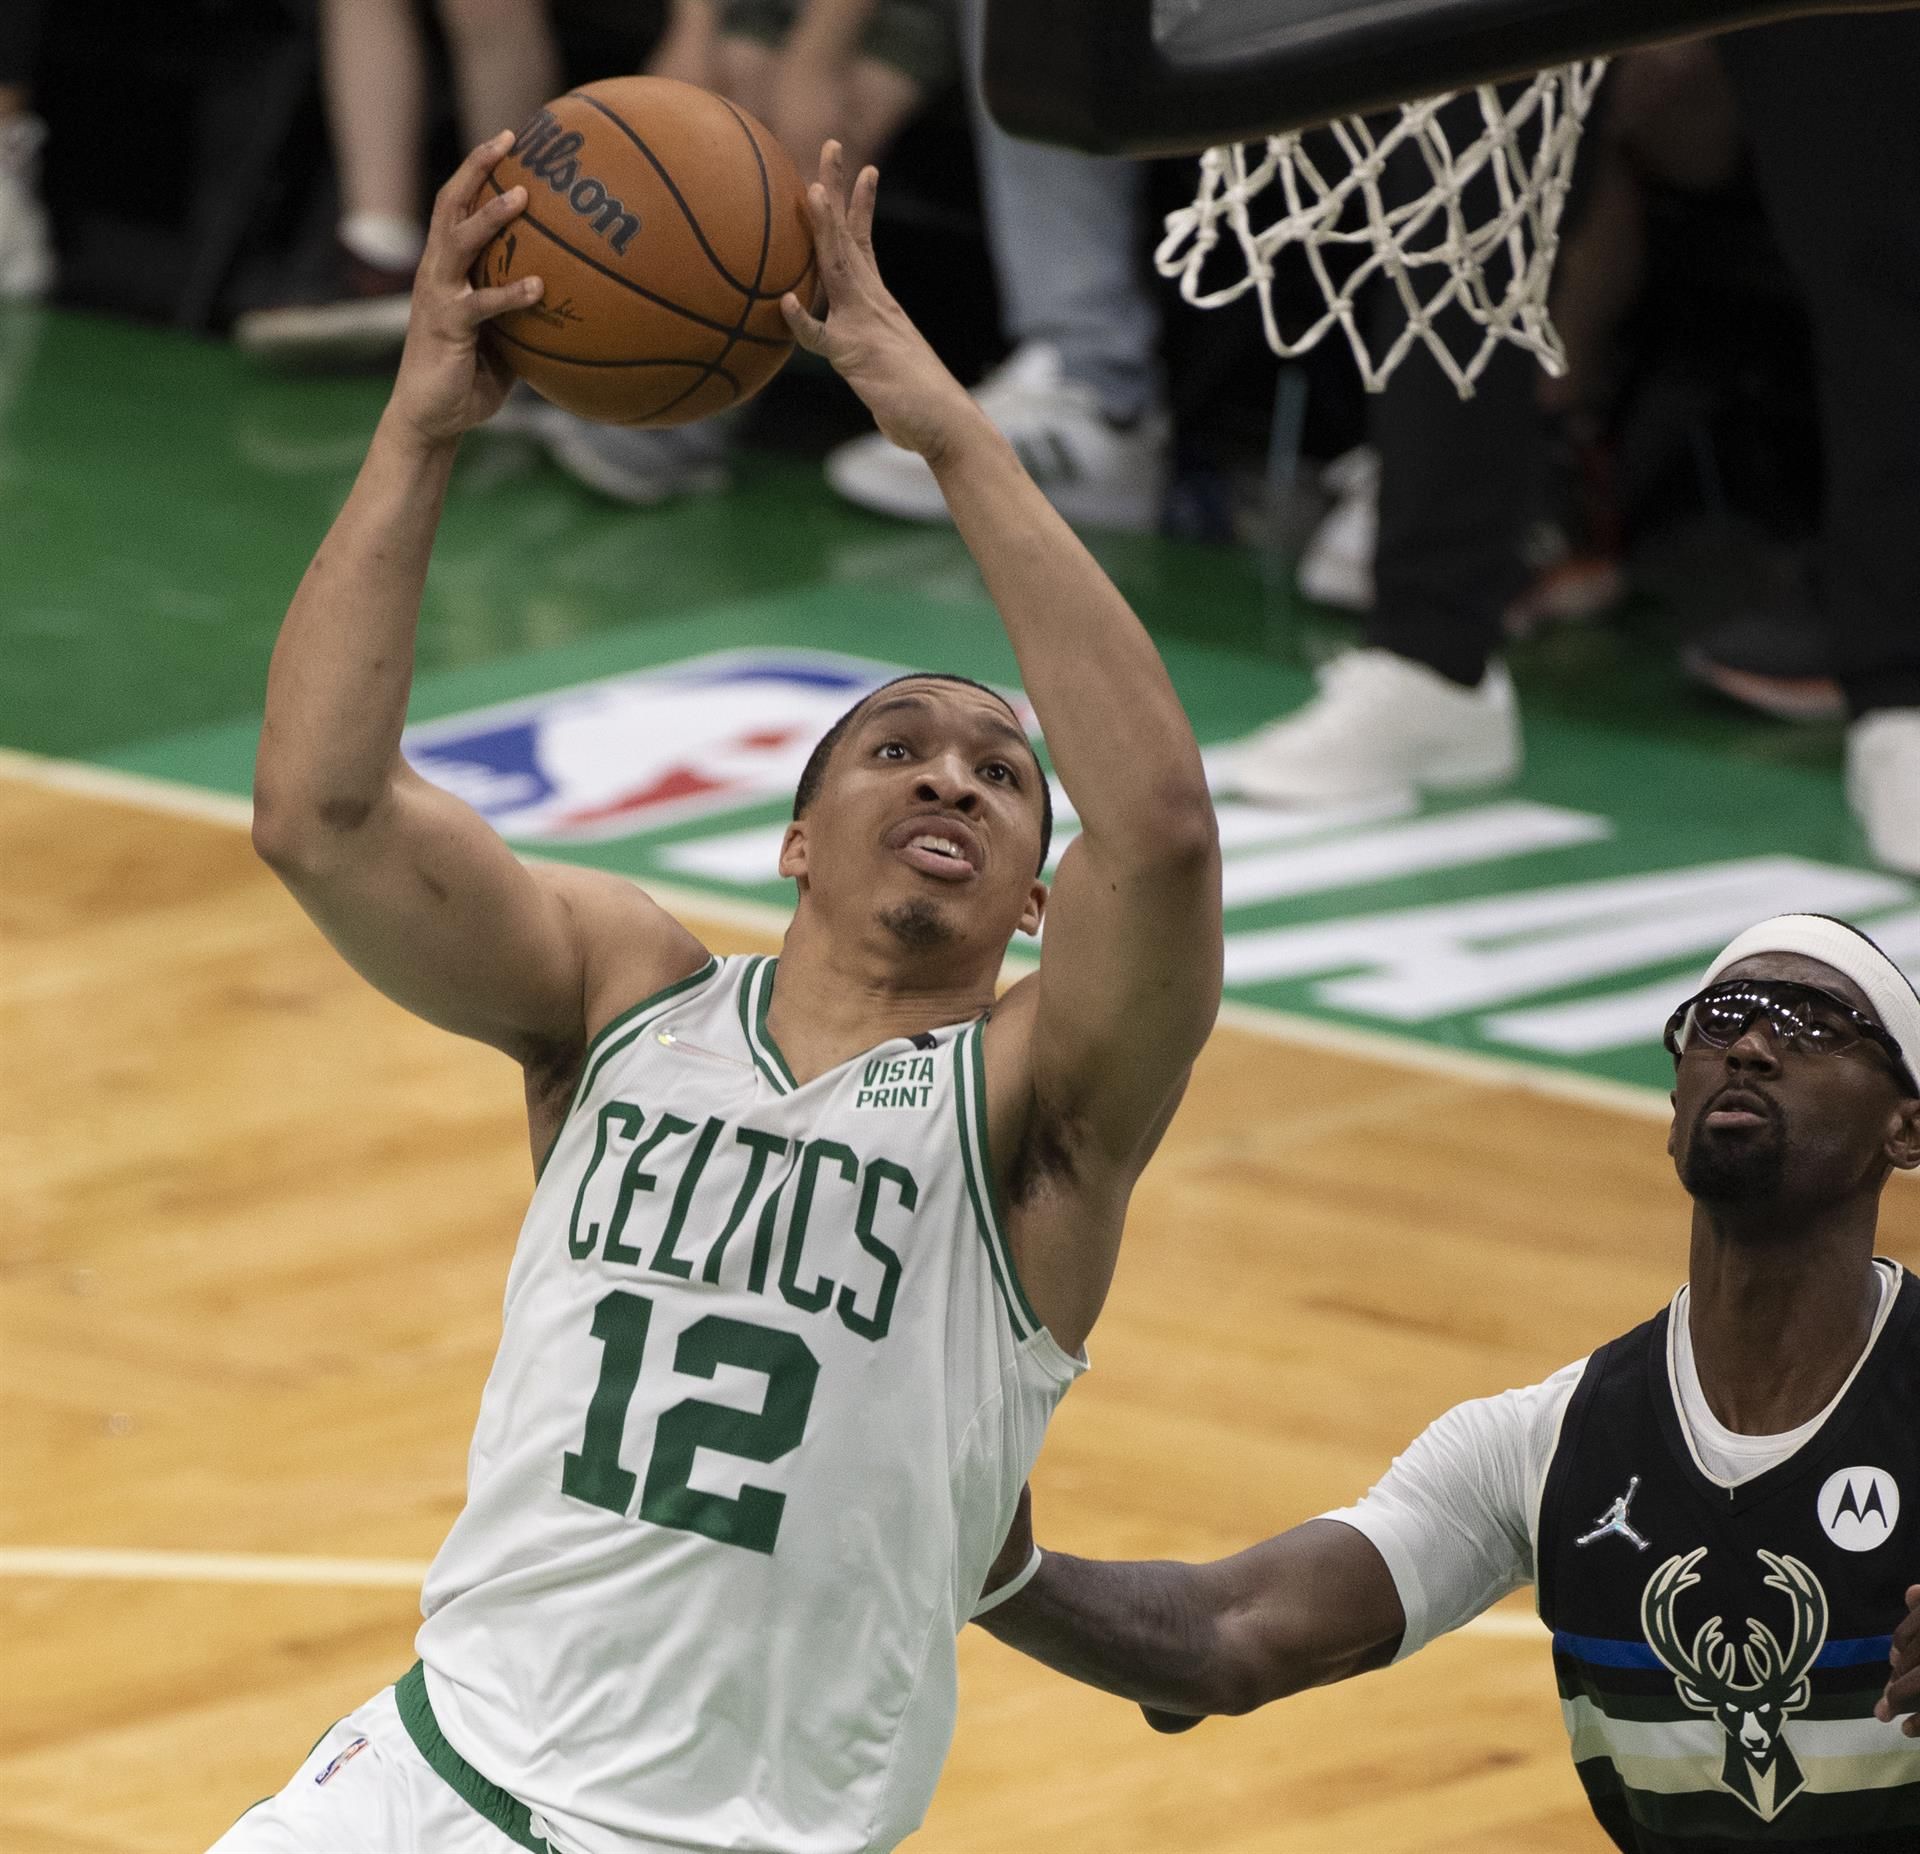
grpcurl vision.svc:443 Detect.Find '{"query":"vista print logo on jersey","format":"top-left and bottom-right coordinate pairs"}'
top-left (402, 649), bottom-right (1035, 846)
top-left (855, 1053), bottom-right (935, 1111)
top-left (1817, 1466), bottom-right (1900, 1552)
top-left (1640, 1547), bottom-right (1829, 1822)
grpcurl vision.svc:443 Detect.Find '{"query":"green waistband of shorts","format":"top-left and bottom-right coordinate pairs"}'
top-left (395, 1661), bottom-right (546, 1852)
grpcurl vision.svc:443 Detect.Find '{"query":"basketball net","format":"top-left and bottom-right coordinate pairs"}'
top-left (1155, 62), bottom-right (1608, 396)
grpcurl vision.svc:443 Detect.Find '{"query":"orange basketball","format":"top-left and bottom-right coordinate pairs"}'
top-left (473, 78), bottom-right (818, 427)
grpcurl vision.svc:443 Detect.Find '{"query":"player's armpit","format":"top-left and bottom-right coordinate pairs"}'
top-left (256, 761), bottom-right (706, 1063)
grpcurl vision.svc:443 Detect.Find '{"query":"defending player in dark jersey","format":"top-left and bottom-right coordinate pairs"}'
top-left (974, 914), bottom-right (1920, 1852)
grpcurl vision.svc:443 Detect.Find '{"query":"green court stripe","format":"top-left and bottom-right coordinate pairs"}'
top-left (965, 1024), bottom-right (1043, 1336)
top-left (566, 958), bottom-right (722, 1123)
top-left (952, 1031), bottom-right (1029, 1340)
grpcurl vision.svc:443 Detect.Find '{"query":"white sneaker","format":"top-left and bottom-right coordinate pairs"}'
top-left (1297, 446), bottom-right (1378, 611)
top-left (1847, 708), bottom-right (1920, 875)
top-left (0, 115), bottom-right (55, 302)
top-left (1224, 648), bottom-right (1522, 806)
top-left (543, 410), bottom-right (733, 507)
top-left (824, 342), bottom-right (1168, 532)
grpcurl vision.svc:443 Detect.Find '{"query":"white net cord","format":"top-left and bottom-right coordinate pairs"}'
top-left (1155, 62), bottom-right (1608, 396)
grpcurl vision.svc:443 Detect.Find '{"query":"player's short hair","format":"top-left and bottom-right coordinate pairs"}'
top-left (792, 673), bottom-right (1054, 874)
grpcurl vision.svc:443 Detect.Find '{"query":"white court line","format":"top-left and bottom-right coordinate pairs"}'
top-left (0, 1547), bottom-right (1551, 1642)
top-left (0, 1547), bottom-right (427, 1588)
top-left (0, 748), bottom-right (1670, 1120)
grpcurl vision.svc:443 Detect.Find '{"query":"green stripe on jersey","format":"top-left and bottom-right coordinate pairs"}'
top-left (754, 958), bottom-right (799, 1091)
top-left (967, 1024), bottom-right (1042, 1337)
top-left (736, 956), bottom-right (792, 1095)
top-left (569, 957), bottom-right (720, 1120)
top-left (951, 1025), bottom-right (1030, 1340)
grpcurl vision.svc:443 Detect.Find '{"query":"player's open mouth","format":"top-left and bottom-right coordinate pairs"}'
top-left (887, 816), bottom-right (981, 880)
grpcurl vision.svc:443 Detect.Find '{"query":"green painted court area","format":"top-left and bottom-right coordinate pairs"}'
top-left (8, 307), bottom-right (1917, 1094)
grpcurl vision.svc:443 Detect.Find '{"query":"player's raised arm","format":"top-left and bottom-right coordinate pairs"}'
top-left (252, 135), bottom-right (705, 1074)
top-left (784, 145), bottom-right (1222, 1350)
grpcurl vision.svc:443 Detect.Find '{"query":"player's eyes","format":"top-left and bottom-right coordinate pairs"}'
top-left (982, 761), bottom-right (1016, 785)
top-left (876, 741), bottom-right (910, 761)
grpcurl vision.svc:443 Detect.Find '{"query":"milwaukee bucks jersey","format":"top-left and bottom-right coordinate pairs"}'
top-left (414, 954), bottom-right (1083, 1854)
top-left (1537, 1266), bottom-right (1920, 1850)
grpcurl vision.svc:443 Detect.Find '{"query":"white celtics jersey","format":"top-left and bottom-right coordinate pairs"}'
top-left (416, 954), bottom-right (1084, 1854)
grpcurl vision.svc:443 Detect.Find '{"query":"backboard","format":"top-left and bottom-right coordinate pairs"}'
top-left (984, 0), bottom-right (1910, 153)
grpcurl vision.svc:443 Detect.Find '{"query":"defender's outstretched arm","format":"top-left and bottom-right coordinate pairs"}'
top-left (253, 136), bottom-right (704, 1073)
top-left (975, 1490), bottom-right (1405, 1722)
top-left (785, 146), bottom-right (1222, 1349)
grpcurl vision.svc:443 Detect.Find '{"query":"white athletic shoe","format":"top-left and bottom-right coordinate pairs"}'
top-left (1297, 446), bottom-right (1379, 610)
top-left (0, 115), bottom-right (55, 302)
top-left (1847, 708), bottom-right (1920, 875)
top-left (1223, 648), bottom-right (1522, 807)
top-left (542, 409), bottom-right (733, 507)
top-left (824, 342), bottom-right (1168, 532)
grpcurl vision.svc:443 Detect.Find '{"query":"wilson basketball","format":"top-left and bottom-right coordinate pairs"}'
top-left (473, 78), bottom-right (818, 426)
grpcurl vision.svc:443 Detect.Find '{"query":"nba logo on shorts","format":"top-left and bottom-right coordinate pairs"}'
top-left (402, 649), bottom-right (1031, 846)
top-left (314, 1736), bottom-right (370, 1785)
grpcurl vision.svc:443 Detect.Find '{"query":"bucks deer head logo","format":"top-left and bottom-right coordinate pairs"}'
top-left (1640, 1547), bottom-right (1829, 1821)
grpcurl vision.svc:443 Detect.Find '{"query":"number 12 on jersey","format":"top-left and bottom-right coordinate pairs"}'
top-left (563, 1289), bottom-right (820, 1555)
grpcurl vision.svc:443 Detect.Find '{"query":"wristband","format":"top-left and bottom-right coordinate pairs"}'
top-left (970, 1545), bottom-right (1044, 1618)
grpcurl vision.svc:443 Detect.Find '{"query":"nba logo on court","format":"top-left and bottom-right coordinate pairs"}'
top-left (402, 650), bottom-right (1032, 846)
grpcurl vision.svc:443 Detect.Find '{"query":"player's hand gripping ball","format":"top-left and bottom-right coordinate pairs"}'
top-left (472, 78), bottom-right (818, 426)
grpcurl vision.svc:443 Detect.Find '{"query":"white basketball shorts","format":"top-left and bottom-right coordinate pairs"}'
top-left (206, 1681), bottom-right (549, 1854)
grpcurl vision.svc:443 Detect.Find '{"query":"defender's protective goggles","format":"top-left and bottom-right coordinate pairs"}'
top-left (1664, 977), bottom-right (1915, 1091)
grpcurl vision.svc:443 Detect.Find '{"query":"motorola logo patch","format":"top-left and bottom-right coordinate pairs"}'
top-left (1816, 1466), bottom-right (1899, 1551)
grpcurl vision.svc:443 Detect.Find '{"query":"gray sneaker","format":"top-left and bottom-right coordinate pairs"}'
top-left (542, 410), bottom-right (734, 507)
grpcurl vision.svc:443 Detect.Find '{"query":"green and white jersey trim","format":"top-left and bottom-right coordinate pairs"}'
top-left (951, 1021), bottom-right (1042, 1343)
top-left (568, 956), bottom-right (723, 1121)
top-left (736, 954), bottom-right (799, 1095)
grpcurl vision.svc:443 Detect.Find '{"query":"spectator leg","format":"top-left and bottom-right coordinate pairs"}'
top-left (1364, 93), bottom-right (1545, 687)
top-left (320, 0), bottom-right (429, 228)
top-left (1718, 13), bottom-right (1920, 715)
top-left (438, 0), bottom-right (561, 149)
top-left (959, 0), bottom-right (1159, 421)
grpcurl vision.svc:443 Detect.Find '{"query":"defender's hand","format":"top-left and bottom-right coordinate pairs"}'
top-left (780, 141), bottom-right (977, 461)
top-left (1877, 1582), bottom-right (1920, 1734)
top-left (386, 133), bottom-right (545, 449)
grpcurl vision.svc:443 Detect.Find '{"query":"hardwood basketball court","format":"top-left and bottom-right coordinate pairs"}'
top-left (10, 763), bottom-right (1909, 1853)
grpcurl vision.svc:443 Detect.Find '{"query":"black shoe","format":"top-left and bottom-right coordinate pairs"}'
top-left (1681, 608), bottom-right (1844, 723)
top-left (233, 241), bottom-right (414, 370)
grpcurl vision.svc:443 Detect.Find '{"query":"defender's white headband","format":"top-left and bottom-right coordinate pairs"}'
top-left (1700, 913), bottom-right (1920, 1089)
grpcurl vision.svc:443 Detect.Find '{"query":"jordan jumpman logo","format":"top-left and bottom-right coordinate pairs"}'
top-left (1577, 1475), bottom-right (1651, 1550)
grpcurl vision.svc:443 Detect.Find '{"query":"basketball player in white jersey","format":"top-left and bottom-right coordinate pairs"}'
top-left (218, 135), bottom-right (1221, 1854)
